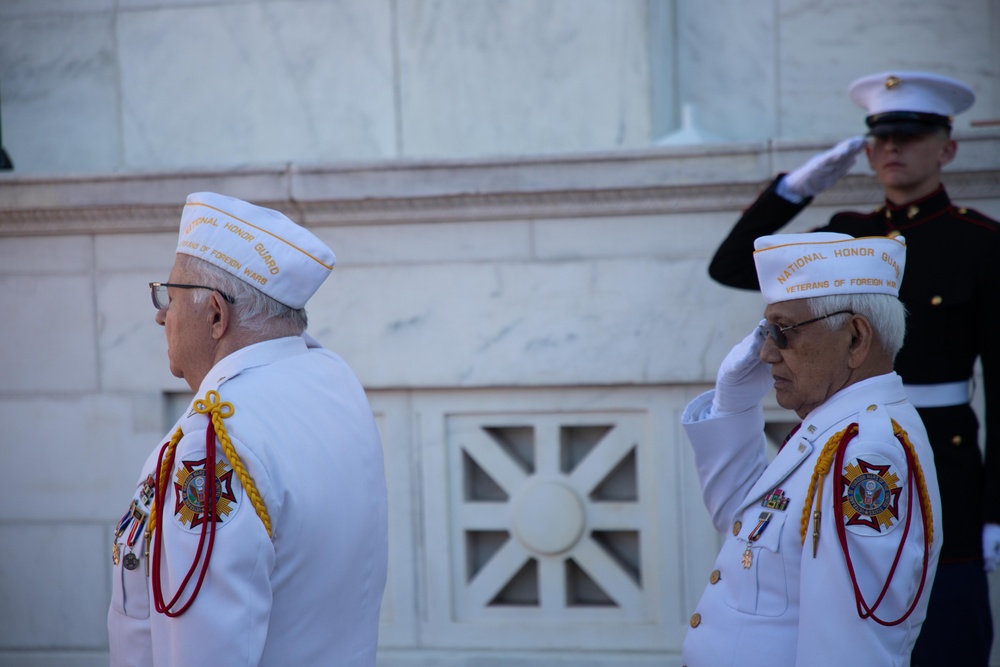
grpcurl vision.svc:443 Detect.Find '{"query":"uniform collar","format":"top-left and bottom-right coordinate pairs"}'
top-left (880, 185), bottom-right (951, 228)
top-left (796, 372), bottom-right (907, 443)
top-left (197, 336), bottom-right (309, 395)
top-left (736, 372), bottom-right (906, 514)
top-left (166, 337), bottom-right (309, 433)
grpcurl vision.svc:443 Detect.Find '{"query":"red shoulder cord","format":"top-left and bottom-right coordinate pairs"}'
top-left (831, 427), bottom-right (931, 626)
top-left (150, 423), bottom-right (219, 617)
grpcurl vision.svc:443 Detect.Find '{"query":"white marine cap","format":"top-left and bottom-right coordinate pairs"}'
top-left (753, 232), bottom-right (906, 305)
top-left (848, 71), bottom-right (975, 136)
top-left (176, 192), bottom-right (336, 309)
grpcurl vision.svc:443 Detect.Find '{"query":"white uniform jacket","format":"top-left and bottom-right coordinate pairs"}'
top-left (108, 336), bottom-right (389, 666)
top-left (681, 372), bottom-right (942, 667)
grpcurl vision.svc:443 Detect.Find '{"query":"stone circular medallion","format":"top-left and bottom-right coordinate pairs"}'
top-left (511, 480), bottom-right (586, 555)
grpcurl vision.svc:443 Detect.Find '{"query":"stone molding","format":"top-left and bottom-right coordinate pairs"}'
top-left (1, 138), bottom-right (998, 237)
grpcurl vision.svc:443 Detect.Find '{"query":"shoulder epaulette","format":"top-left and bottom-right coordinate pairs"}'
top-left (952, 205), bottom-right (1000, 232)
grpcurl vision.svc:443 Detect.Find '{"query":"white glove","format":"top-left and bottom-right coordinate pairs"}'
top-left (778, 135), bottom-right (867, 202)
top-left (983, 523), bottom-right (1000, 573)
top-left (711, 320), bottom-right (774, 416)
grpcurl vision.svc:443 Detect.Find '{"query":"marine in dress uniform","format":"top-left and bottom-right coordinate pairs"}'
top-left (108, 193), bottom-right (389, 666)
top-left (708, 71), bottom-right (1000, 665)
top-left (682, 233), bottom-right (942, 666)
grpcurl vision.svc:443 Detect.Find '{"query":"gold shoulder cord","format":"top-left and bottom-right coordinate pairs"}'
top-left (144, 390), bottom-right (273, 571)
top-left (890, 420), bottom-right (934, 545)
top-left (799, 419), bottom-right (934, 555)
top-left (799, 423), bottom-right (855, 557)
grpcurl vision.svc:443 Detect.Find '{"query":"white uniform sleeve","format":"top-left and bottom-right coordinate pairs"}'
top-left (795, 407), bottom-right (937, 666)
top-left (682, 390), bottom-right (770, 535)
top-left (147, 429), bottom-right (276, 667)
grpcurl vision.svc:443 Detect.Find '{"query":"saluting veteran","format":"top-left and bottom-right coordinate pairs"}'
top-left (708, 71), bottom-right (999, 665)
top-left (108, 193), bottom-right (388, 666)
top-left (681, 232), bottom-right (941, 666)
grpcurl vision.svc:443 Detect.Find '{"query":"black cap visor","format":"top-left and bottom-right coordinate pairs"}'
top-left (866, 111), bottom-right (951, 137)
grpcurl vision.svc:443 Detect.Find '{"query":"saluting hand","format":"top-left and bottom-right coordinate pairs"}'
top-left (711, 320), bottom-right (774, 416)
top-left (778, 135), bottom-right (867, 203)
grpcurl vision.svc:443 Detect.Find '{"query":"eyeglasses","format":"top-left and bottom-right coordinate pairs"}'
top-left (149, 282), bottom-right (236, 310)
top-left (759, 310), bottom-right (855, 349)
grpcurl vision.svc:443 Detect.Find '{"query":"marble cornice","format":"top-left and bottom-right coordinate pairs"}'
top-left (1, 138), bottom-right (998, 237)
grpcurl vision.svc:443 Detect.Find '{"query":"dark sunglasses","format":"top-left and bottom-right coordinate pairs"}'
top-left (759, 310), bottom-right (855, 349)
top-left (149, 282), bottom-right (236, 310)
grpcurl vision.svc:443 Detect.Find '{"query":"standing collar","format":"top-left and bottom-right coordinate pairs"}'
top-left (796, 372), bottom-right (907, 443)
top-left (881, 185), bottom-right (951, 227)
top-left (196, 336), bottom-right (310, 395)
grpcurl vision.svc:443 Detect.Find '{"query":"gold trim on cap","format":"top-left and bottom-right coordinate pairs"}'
top-left (885, 75), bottom-right (902, 89)
top-left (184, 200), bottom-right (335, 270)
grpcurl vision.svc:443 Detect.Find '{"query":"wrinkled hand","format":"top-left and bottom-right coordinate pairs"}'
top-left (711, 320), bottom-right (774, 416)
top-left (983, 523), bottom-right (1000, 573)
top-left (779, 135), bottom-right (866, 202)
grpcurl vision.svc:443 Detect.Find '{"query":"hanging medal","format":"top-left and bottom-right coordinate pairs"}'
top-left (112, 500), bottom-right (138, 566)
top-left (123, 552), bottom-right (141, 571)
top-left (124, 501), bottom-right (149, 571)
top-left (112, 475), bottom-right (157, 568)
top-left (742, 511), bottom-right (773, 568)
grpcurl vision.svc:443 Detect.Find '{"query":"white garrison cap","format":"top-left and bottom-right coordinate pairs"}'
top-left (848, 71), bottom-right (975, 135)
top-left (753, 232), bottom-right (906, 305)
top-left (176, 192), bottom-right (336, 309)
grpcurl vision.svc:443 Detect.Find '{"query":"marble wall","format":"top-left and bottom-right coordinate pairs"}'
top-left (672, 0), bottom-right (1000, 143)
top-left (1, 0), bottom-right (998, 175)
top-left (1, 135), bottom-right (1000, 664)
top-left (0, 0), bottom-right (654, 174)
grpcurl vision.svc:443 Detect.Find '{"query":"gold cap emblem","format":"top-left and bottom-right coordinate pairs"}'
top-left (885, 75), bottom-right (902, 89)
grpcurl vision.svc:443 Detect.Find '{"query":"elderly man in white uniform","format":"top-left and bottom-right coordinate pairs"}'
top-left (681, 232), bottom-right (941, 666)
top-left (108, 193), bottom-right (388, 666)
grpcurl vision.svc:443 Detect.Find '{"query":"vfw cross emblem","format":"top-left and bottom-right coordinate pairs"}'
top-left (841, 455), bottom-right (902, 534)
top-left (173, 457), bottom-right (239, 529)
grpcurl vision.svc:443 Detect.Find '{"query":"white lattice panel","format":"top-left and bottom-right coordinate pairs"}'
top-left (415, 387), bottom-right (714, 652)
top-left (448, 412), bottom-right (648, 622)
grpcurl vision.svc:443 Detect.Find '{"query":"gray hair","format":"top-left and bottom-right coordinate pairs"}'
top-left (181, 255), bottom-right (308, 335)
top-left (806, 293), bottom-right (906, 359)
